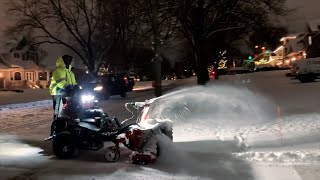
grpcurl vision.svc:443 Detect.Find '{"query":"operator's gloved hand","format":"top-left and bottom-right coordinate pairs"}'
top-left (64, 85), bottom-right (74, 96)
top-left (73, 84), bottom-right (80, 91)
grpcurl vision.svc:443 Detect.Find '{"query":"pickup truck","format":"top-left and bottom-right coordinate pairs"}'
top-left (291, 57), bottom-right (320, 83)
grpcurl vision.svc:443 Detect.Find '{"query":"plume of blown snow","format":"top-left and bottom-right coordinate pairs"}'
top-left (149, 84), bottom-right (277, 128)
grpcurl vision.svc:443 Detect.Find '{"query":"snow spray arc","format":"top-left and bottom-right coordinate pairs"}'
top-left (147, 85), bottom-right (277, 134)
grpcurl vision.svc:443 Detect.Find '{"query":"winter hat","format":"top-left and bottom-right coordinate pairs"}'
top-left (62, 55), bottom-right (73, 68)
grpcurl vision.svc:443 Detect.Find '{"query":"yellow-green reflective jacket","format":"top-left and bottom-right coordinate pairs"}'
top-left (49, 57), bottom-right (77, 95)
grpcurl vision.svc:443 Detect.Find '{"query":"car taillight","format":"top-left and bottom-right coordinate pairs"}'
top-left (124, 77), bottom-right (128, 84)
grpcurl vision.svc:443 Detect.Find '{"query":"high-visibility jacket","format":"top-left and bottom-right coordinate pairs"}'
top-left (49, 57), bottom-right (77, 95)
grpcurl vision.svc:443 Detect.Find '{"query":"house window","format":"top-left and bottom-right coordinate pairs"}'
top-left (14, 72), bottom-right (22, 80)
top-left (308, 36), bottom-right (312, 45)
top-left (14, 53), bottom-right (20, 58)
top-left (38, 72), bottom-right (47, 81)
top-left (22, 54), bottom-right (26, 60)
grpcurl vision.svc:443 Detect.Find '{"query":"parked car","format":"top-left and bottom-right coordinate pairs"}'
top-left (123, 73), bottom-right (135, 91)
top-left (81, 74), bottom-right (129, 99)
top-left (291, 57), bottom-right (320, 83)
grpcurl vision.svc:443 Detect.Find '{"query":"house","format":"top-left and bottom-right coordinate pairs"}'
top-left (303, 19), bottom-right (320, 58)
top-left (0, 37), bottom-right (50, 89)
top-left (282, 33), bottom-right (306, 61)
top-left (273, 19), bottom-right (320, 64)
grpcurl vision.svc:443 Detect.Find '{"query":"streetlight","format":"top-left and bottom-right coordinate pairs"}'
top-left (255, 45), bottom-right (259, 48)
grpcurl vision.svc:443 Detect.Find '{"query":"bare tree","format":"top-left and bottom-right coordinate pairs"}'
top-left (7, 0), bottom-right (113, 74)
top-left (96, 0), bottom-right (141, 72)
top-left (130, 0), bottom-right (179, 96)
top-left (176, 0), bottom-right (288, 84)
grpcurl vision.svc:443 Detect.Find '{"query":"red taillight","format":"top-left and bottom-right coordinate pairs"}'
top-left (124, 77), bottom-right (128, 84)
top-left (211, 71), bottom-right (216, 75)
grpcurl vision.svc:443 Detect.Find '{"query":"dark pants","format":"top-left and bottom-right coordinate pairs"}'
top-left (52, 95), bottom-right (56, 110)
top-left (52, 95), bottom-right (64, 118)
top-left (51, 95), bottom-right (63, 136)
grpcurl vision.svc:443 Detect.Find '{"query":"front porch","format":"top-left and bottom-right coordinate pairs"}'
top-left (0, 68), bottom-right (50, 90)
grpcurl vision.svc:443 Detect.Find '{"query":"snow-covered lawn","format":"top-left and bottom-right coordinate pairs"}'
top-left (1, 71), bottom-right (320, 180)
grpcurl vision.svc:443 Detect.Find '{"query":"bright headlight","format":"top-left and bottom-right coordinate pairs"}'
top-left (81, 95), bottom-right (95, 102)
top-left (94, 86), bottom-right (103, 91)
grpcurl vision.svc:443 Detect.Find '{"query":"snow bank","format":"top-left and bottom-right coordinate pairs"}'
top-left (0, 89), bottom-right (52, 105)
top-left (0, 100), bottom-right (52, 111)
top-left (235, 150), bottom-right (320, 164)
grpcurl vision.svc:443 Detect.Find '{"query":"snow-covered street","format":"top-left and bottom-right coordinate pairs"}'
top-left (1, 71), bottom-right (320, 180)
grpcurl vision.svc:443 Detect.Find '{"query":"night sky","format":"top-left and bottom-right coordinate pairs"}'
top-left (285, 0), bottom-right (320, 32)
top-left (0, 0), bottom-right (319, 63)
top-left (1, 0), bottom-right (319, 35)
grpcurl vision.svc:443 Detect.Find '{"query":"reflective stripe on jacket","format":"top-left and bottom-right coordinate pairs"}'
top-left (49, 57), bottom-right (77, 95)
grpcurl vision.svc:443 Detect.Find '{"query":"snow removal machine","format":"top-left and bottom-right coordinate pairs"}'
top-left (45, 86), bottom-right (173, 164)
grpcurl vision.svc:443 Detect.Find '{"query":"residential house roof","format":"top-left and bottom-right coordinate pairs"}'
top-left (0, 54), bottom-right (10, 69)
top-left (0, 62), bottom-right (9, 69)
top-left (284, 34), bottom-right (305, 54)
top-left (289, 39), bottom-right (304, 52)
top-left (0, 52), bottom-right (40, 70)
top-left (10, 60), bottom-right (40, 70)
top-left (15, 37), bottom-right (28, 51)
top-left (306, 19), bottom-right (320, 32)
